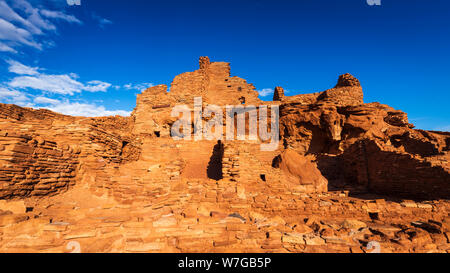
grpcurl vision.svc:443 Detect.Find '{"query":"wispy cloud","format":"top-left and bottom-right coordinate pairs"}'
top-left (7, 60), bottom-right (112, 95)
top-left (91, 12), bottom-right (112, 28)
top-left (6, 59), bottom-right (39, 75)
top-left (0, 86), bottom-right (29, 105)
top-left (42, 100), bottom-right (131, 117)
top-left (84, 80), bottom-right (112, 92)
top-left (123, 82), bottom-right (154, 91)
top-left (0, 1), bottom-right (127, 117)
top-left (258, 88), bottom-right (274, 97)
top-left (33, 96), bottom-right (59, 105)
top-left (0, 17), bottom-right (42, 49)
top-left (0, 86), bottom-right (130, 117)
top-left (0, 0), bottom-right (82, 53)
top-left (40, 10), bottom-right (82, 25)
top-left (0, 0), bottom-right (43, 35)
top-left (0, 41), bottom-right (16, 53)
top-left (10, 74), bottom-right (83, 95)
top-left (1, 59), bottom-right (130, 117)
top-left (434, 125), bottom-right (450, 132)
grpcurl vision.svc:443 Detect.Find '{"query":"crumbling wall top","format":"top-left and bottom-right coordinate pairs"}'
top-left (199, 56), bottom-right (210, 70)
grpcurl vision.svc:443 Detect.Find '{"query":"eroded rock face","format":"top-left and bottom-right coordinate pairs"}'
top-left (279, 98), bottom-right (449, 199)
top-left (0, 57), bottom-right (448, 253)
top-left (272, 149), bottom-right (327, 193)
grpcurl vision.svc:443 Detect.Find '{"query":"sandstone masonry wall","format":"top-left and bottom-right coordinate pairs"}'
top-left (0, 104), bottom-right (138, 200)
top-left (275, 73), bottom-right (364, 106)
top-left (0, 133), bottom-right (79, 199)
top-left (339, 140), bottom-right (450, 199)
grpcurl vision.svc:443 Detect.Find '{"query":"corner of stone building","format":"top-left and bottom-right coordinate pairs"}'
top-left (273, 86), bottom-right (285, 101)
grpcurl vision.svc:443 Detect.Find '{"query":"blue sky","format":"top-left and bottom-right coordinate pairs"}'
top-left (0, 0), bottom-right (449, 131)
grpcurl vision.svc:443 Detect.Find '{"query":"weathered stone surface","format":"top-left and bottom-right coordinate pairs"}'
top-left (341, 219), bottom-right (367, 230)
top-left (272, 149), bottom-right (327, 192)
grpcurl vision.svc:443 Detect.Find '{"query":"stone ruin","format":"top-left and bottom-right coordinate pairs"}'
top-left (0, 57), bottom-right (449, 253)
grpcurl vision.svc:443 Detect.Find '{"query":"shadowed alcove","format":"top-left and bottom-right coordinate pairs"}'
top-left (207, 140), bottom-right (224, 180)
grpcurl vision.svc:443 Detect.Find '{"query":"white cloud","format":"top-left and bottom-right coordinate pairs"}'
top-left (6, 60), bottom-right (113, 95)
top-left (258, 88), bottom-right (274, 97)
top-left (9, 74), bottom-right (84, 95)
top-left (0, 17), bottom-right (41, 49)
top-left (25, 9), bottom-right (56, 33)
top-left (84, 80), bottom-right (112, 92)
top-left (0, 41), bottom-right (16, 53)
top-left (0, 86), bottom-right (29, 105)
top-left (3, 94), bottom-right (130, 117)
top-left (69, 72), bottom-right (79, 79)
top-left (6, 59), bottom-right (39, 75)
top-left (33, 96), bottom-right (59, 105)
top-left (2, 94), bottom-right (130, 117)
top-left (43, 101), bottom-right (131, 117)
top-left (435, 125), bottom-right (450, 132)
top-left (40, 10), bottom-right (82, 25)
top-left (0, 0), bottom-right (42, 35)
top-left (124, 82), bottom-right (154, 91)
top-left (91, 13), bottom-right (112, 28)
top-left (98, 17), bottom-right (112, 27)
top-left (1, 58), bottom-right (128, 118)
top-left (0, 0), bottom-right (82, 53)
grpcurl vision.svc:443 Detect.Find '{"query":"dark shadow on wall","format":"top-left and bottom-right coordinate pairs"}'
top-left (315, 140), bottom-right (450, 202)
top-left (207, 140), bottom-right (224, 180)
top-left (315, 153), bottom-right (406, 202)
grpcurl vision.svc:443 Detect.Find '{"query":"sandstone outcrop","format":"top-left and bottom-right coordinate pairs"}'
top-left (0, 57), bottom-right (448, 253)
top-left (272, 149), bottom-right (327, 193)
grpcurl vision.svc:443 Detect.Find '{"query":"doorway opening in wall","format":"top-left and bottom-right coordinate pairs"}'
top-left (260, 174), bottom-right (266, 182)
top-left (119, 141), bottom-right (129, 156)
top-left (369, 212), bottom-right (380, 221)
top-left (207, 140), bottom-right (224, 180)
top-left (154, 131), bottom-right (160, 137)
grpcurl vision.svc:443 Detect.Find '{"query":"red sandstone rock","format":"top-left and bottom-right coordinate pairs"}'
top-left (272, 149), bottom-right (327, 192)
